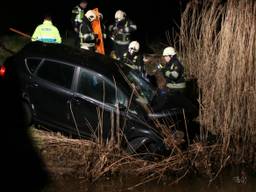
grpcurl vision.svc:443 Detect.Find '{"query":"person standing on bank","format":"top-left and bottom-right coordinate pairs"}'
top-left (162, 46), bottom-right (186, 93)
top-left (108, 10), bottom-right (137, 60)
top-left (79, 10), bottom-right (98, 51)
top-left (71, 0), bottom-right (88, 48)
top-left (31, 14), bottom-right (62, 43)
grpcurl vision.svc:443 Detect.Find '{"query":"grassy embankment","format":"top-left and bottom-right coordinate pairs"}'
top-left (0, 35), bottom-right (29, 63)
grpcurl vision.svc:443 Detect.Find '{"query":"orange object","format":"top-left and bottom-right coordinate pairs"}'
top-left (92, 8), bottom-right (105, 55)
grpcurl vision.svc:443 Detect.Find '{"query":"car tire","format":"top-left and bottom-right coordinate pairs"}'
top-left (22, 101), bottom-right (33, 127)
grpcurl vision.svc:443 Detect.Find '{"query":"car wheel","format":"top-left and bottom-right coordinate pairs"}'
top-left (21, 101), bottom-right (32, 127)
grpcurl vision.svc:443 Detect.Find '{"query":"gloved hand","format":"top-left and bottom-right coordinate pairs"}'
top-left (94, 33), bottom-right (98, 39)
top-left (96, 38), bottom-right (101, 45)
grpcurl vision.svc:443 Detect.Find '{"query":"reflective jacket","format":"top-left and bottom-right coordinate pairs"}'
top-left (162, 55), bottom-right (186, 89)
top-left (71, 5), bottom-right (85, 30)
top-left (31, 20), bottom-right (62, 43)
top-left (122, 52), bottom-right (144, 74)
top-left (109, 19), bottom-right (137, 45)
top-left (79, 17), bottom-right (97, 50)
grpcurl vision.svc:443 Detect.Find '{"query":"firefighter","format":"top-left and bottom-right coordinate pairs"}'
top-left (79, 10), bottom-right (98, 51)
top-left (121, 41), bottom-right (145, 75)
top-left (31, 14), bottom-right (62, 43)
top-left (109, 10), bottom-right (137, 60)
top-left (161, 46), bottom-right (186, 93)
top-left (71, 0), bottom-right (88, 48)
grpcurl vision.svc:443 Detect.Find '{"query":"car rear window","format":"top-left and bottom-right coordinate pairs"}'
top-left (25, 58), bottom-right (42, 73)
top-left (37, 60), bottom-right (74, 89)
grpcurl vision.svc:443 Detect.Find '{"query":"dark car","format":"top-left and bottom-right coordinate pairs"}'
top-left (0, 42), bottom-right (198, 156)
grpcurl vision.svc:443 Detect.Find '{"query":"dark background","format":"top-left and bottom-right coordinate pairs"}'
top-left (0, 0), bottom-right (188, 49)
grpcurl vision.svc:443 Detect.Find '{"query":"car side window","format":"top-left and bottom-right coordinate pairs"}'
top-left (25, 58), bottom-right (42, 74)
top-left (37, 60), bottom-right (74, 89)
top-left (77, 68), bottom-right (127, 105)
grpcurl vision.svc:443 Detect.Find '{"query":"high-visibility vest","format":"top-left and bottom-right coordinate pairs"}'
top-left (72, 5), bottom-right (84, 24)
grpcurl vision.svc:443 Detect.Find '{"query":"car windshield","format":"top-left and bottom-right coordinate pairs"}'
top-left (125, 70), bottom-right (156, 104)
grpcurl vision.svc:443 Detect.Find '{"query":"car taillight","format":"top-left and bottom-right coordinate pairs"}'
top-left (0, 65), bottom-right (6, 77)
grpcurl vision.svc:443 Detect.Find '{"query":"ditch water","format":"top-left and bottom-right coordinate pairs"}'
top-left (45, 168), bottom-right (256, 192)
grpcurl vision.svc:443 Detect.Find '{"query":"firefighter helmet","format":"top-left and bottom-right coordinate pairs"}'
top-left (128, 41), bottom-right (140, 54)
top-left (85, 10), bottom-right (96, 22)
top-left (115, 10), bottom-right (126, 22)
top-left (162, 46), bottom-right (176, 56)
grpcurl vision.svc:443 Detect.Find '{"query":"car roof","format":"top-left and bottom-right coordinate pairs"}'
top-left (18, 42), bottom-right (127, 79)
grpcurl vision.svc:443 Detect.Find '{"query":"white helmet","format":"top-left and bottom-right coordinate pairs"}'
top-left (85, 10), bottom-right (96, 22)
top-left (128, 41), bottom-right (140, 54)
top-left (162, 46), bottom-right (176, 56)
top-left (115, 10), bottom-right (126, 22)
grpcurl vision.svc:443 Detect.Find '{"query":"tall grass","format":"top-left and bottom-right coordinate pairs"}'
top-left (178, 0), bottom-right (256, 167)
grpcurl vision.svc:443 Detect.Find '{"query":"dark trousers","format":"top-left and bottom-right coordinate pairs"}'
top-left (73, 31), bottom-right (81, 49)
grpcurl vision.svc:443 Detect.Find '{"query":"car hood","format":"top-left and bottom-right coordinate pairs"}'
top-left (149, 92), bottom-right (199, 119)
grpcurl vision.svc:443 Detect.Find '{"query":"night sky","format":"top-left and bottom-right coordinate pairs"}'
top-left (1, 0), bottom-right (187, 49)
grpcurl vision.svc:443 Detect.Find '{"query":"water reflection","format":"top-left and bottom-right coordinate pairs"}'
top-left (46, 169), bottom-right (256, 192)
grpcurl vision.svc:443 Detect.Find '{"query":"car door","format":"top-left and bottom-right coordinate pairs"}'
top-left (28, 59), bottom-right (75, 131)
top-left (70, 67), bottom-right (128, 139)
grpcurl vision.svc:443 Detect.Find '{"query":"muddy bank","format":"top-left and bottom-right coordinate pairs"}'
top-left (31, 128), bottom-right (256, 191)
top-left (32, 128), bottom-right (143, 180)
top-left (31, 127), bottom-right (217, 181)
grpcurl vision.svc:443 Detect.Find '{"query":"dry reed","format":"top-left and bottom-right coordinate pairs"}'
top-left (178, 0), bottom-right (256, 168)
